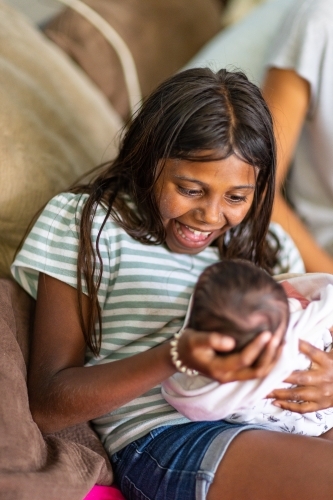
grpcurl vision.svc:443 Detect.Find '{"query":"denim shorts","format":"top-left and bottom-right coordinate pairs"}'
top-left (111, 421), bottom-right (264, 500)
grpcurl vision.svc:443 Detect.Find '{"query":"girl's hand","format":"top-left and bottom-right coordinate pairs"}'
top-left (176, 323), bottom-right (285, 384)
top-left (267, 339), bottom-right (333, 413)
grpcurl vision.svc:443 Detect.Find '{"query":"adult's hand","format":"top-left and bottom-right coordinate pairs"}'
top-left (176, 323), bottom-right (285, 384)
top-left (267, 339), bottom-right (333, 413)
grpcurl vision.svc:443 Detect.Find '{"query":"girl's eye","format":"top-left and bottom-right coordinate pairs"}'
top-left (227, 194), bottom-right (247, 203)
top-left (178, 186), bottom-right (203, 197)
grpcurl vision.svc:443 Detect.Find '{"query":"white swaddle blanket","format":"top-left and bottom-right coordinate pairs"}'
top-left (162, 273), bottom-right (333, 436)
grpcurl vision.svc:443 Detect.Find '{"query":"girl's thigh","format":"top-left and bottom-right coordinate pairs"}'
top-left (209, 429), bottom-right (333, 500)
top-left (111, 421), bottom-right (263, 500)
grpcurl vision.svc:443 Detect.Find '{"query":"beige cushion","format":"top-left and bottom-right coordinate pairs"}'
top-left (44, 0), bottom-right (223, 120)
top-left (0, 1), bottom-right (123, 278)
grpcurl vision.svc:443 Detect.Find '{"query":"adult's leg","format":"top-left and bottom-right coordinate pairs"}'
top-left (208, 429), bottom-right (333, 500)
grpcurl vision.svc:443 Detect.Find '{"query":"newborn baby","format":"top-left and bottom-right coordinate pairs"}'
top-left (162, 260), bottom-right (333, 436)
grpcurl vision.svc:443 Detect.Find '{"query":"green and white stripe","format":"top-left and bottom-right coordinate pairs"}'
top-left (11, 192), bottom-right (304, 456)
top-left (11, 193), bottom-right (219, 454)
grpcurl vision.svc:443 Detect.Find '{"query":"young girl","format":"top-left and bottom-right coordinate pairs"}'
top-left (11, 68), bottom-right (333, 500)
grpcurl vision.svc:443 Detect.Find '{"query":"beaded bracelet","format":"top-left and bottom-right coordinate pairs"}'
top-left (170, 330), bottom-right (199, 377)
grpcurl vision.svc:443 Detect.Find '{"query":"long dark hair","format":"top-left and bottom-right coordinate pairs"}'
top-left (188, 259), bottom-right (289, 352)
top-left (71, 67), bottom-right (278, 355)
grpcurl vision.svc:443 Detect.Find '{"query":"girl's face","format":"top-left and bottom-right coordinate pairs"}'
top-left (154, 154), bottom-right (257, 254)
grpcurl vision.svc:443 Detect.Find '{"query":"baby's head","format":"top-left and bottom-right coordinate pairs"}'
top-left (188, 259), bottom-right (289, 352)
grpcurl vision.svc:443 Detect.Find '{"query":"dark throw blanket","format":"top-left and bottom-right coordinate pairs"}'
top-left (0, 279), bottom-right (113, 500)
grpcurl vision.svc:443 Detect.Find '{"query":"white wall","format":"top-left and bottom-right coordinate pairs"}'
top-left (5, 0), bottom-right (63, 24)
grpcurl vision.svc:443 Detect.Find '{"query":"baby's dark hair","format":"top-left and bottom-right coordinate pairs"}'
top-left (188, 259), bottom-right (289, 352)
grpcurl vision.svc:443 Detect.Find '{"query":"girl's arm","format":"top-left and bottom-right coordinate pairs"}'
top-left (29, 273), bottom-right (176, 433)
top-left (29, 273), bottom-right (281, 433)
top-left (263, 68), bottom-right (333, 273)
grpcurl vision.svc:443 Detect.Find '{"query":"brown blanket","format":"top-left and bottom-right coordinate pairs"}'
top-left (0, 279), bottom-right (113, 500)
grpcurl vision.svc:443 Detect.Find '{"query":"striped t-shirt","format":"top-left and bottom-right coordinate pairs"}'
top-left (11, 192), bottom-right (305, 455)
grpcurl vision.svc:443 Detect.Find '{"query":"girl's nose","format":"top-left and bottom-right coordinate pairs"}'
top-left (196, 201), bottom-right (225, 226)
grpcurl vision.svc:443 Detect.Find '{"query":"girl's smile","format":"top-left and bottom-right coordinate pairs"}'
top-left (154, 155), bottom-right (257, 254)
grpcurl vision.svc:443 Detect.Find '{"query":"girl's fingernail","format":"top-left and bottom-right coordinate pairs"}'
top-left (272, 401), bottom-right (281, 407)
top-left (261, 332), bottom-right (271, 343)
top-left (223, 338), bottom-right (236, 348)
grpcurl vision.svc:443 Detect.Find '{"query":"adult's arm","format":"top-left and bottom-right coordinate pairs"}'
top-left (28, 273), bottom-right (281, 433)
top-left (263, 68), bottom-right (333, 273)
top-left (267, 340), bottom-right (333, 413)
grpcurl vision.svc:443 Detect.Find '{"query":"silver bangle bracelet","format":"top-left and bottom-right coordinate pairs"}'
top-left (170, 330), bottom-right (199, 377)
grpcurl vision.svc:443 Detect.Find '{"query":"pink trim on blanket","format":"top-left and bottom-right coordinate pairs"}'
top-left (84, 485), bottom-right (125, 500)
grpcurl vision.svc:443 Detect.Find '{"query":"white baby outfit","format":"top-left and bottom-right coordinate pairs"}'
top-left (162, 273), bottom-right (333, 436)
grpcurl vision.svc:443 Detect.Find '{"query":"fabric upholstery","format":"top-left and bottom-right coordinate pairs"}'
top-left (44, 0), bottom-right (223, 120)
top-left (0, 0), bottom-right (123, 279)
top-left (0, 278), bottom-right (113, 500)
